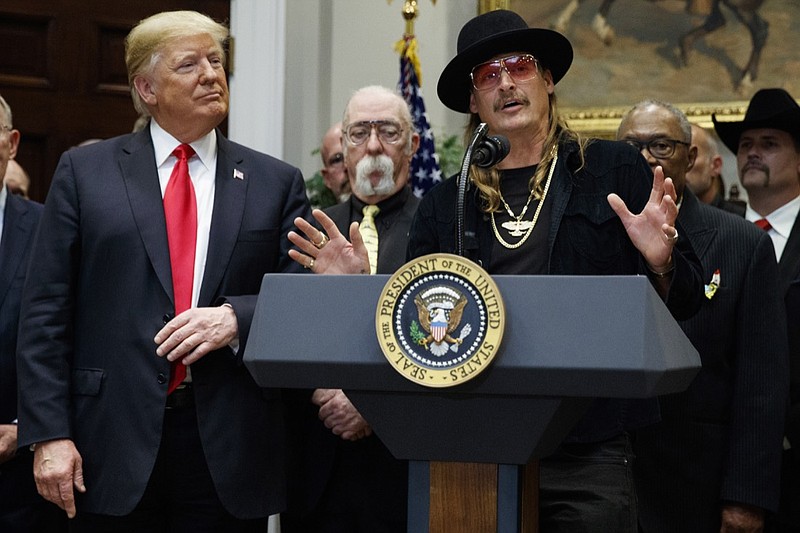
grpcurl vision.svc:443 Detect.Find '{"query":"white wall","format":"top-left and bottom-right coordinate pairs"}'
top-left (285, 0), bottom-right (476, 180)
top-left (230, 0), bottom-right (475, 181)
top-left (228, 0), bottom-right (286, 158)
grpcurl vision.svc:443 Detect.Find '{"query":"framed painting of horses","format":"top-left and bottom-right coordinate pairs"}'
top-left (508, 0), bottom-right (799, 136)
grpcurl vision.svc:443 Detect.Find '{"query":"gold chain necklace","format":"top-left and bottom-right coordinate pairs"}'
top-left (498, 188), bottom-right (536, 236)
top-left (490, 150), bottom-right (558, 249)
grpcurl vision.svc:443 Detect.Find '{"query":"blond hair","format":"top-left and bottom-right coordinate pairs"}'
top-left (125, 11), bottom-right (228, 116)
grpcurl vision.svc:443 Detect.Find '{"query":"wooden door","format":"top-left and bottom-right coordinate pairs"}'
top-left (1, 0), bottom-right (229, 202)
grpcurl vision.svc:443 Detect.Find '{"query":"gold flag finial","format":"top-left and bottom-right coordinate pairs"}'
top-left (388, 0), bottom-right (436, 36)
top-left (478, 0), bottom-right (510, 14)
top-left (391, 0), bottom-right (436, 83)
top-left (403, 0), bottom-right (417, 35)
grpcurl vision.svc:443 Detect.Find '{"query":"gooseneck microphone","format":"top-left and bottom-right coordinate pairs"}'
top-left (455, 123), bottom-right (511, 257)
top-left (472, 134), bottom-right (511, 169)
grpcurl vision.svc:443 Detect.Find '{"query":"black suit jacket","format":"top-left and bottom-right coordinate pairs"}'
top-left (0, 188), bottom-right (42, 510)
top-left (635, 191), bottom-right (789, 531)
top-left (283, 188), bottom-right (417, 529)
top-left (778, 206), bottom-right (800, 527)
top-left (0, 189), bottom-right (41, 423)
top-left (779, 211), bottom-right (800, 296)
top-left (780, 214), bottom-right (800, 392)
top-left (15, 129), bottom-right (311, 518)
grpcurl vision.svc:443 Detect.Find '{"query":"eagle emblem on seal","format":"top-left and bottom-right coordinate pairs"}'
top-left (413, 286), bottom-right (473, 357)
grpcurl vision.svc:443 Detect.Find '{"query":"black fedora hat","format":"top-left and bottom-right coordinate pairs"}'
top-left (713, 88), bottom-right (800, 154)
top-left (437, 10), bottom-right (573, 113)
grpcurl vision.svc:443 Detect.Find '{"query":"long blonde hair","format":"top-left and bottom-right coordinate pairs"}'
top-left (465, 92), bottom-right (587, 213)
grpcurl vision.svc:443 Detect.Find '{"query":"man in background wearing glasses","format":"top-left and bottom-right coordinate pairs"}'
top-left (0, 95), bottom-right (65, 533)
top-left (685, 124), bottom-right (746, 216)
top-left (282, 85), bottom-right (419, 533)
top-left (618, 100), bottom-right (787, 533)
top-left (290, 11), bottom-right (704, 533)
top-left (320, 121), bottom-right (351, 205)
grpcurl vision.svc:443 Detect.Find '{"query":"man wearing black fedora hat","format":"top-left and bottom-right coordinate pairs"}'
top-left (414, 11), bottom-right (704, 531)
top-left (715, 88), bottom-right (800, 531)
top-left (289, 9), bottom-right (704, 532)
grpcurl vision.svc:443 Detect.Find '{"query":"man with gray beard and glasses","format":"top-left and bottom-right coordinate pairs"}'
top-left (282, 85), bottom-right (420, 533)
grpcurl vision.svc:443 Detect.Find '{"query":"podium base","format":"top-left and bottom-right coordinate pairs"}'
top-left (409, 461), bottom-right (539, 533)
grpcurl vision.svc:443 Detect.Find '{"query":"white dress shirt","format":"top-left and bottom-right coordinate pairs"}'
top-left (150, 120), bottom-right (217, 308)
top-left (746, 195), bottom-right (800, 262)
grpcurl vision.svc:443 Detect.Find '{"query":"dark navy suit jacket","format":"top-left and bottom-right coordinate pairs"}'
top-left (0, 188), bottom-right (42, 510)
top-left (15, 129), bottom-right (310, 518)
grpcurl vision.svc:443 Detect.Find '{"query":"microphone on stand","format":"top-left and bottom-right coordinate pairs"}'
top-left (455, 124), bottom-right (511, 257)
top-left (472, 134), bottom-right (511, 169)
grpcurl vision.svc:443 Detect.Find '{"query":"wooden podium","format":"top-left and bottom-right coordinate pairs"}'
top-left (244, 274), bottom-right (700, 533)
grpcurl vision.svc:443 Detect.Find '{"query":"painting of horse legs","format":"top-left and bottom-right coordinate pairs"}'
top-left (516, 0), bottom-right (797, 107)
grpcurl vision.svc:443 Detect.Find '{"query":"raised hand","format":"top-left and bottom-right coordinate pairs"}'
top-left (288, 209), bottom-right (369, 274)
top-left (607, 165), bottom-right (678, 274)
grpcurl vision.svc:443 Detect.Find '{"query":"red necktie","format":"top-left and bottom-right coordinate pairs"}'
top-left (755, 218), bottom-right (772, 232)
top-left (164, 143), bottom-right (197, 394)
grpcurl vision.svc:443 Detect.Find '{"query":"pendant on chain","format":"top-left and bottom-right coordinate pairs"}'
top-left (501, 219), bottom-right (535, 236)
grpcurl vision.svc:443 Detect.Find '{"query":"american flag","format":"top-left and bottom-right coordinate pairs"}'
top-left (397, 35), bottom-right (443, 198)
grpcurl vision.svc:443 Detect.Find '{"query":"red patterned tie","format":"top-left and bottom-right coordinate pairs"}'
top-left (164, 143), bottom-right (197, 394)
top-left (755, 218), bottom-right (772, 232)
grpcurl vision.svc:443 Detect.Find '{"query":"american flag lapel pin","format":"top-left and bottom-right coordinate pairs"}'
top-left (233, 169), bottom-right (244, 180)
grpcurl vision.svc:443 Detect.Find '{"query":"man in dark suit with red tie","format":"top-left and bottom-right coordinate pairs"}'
top-left (15, 11), bottom-right (310, 531)
top-left (713, 89), bottom-right (800, 281)
top-left (714, 88), bottom-right (800, 531)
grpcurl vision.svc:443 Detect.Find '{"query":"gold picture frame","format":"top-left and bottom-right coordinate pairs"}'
top-left (560, 100), bottom-right (748, 139)
top-left (481, 0), bottom-right (797, 138)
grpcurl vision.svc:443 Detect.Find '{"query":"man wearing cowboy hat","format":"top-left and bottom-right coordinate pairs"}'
top-left (289, 9), bottom-right (704, 532)
top-left (715, 88), bottom-right (800, 531)
top-left (714, 88), bottom-right (800, 265)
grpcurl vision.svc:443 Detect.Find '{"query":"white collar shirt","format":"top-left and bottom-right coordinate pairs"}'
top-left (150, 120), bottom-right (217, 308)
top-left (746, 195), bottom-right (800, 262)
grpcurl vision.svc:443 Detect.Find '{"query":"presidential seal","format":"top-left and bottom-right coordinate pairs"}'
top-left (376, 253), bottom-right (505, 388)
